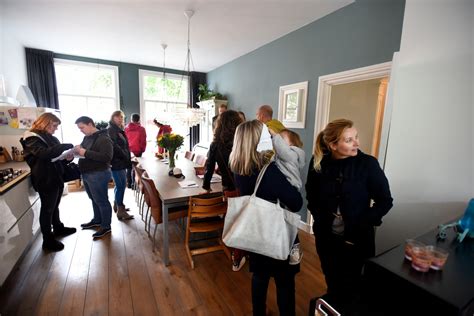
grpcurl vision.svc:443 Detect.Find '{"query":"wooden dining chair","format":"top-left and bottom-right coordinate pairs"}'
top-left (184, 151), bottom-right (195, 161)
top-left (185, 195), bottom-right (231, 269)
top-left (141, 173), bottom-right (188, 250)
top-left (193, 154), bottom-right (207, 166)
top-left (134, 165), bottom-right (146, 218)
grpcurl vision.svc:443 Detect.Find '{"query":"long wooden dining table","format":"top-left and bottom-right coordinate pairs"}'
top-left (136, 153), bottom-right (222, 266)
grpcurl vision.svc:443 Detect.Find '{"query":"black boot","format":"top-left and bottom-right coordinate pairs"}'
top-left (54, 225), bottom-right (77, 237)
top-left (42, 236), bottom-right (64, 252)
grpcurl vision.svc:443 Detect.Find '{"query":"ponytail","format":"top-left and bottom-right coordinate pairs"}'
top-left (313, 131), bottom-right (329, 172)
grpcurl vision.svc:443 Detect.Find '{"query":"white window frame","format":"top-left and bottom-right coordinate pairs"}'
top-left (138, 69), bottom-right (189, 127)
top-left (54, 58), bottom-right (120, 109)
top-left (277, 81), bottom-right (308, 129)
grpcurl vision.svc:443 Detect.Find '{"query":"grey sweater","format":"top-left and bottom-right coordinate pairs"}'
top-left (272, 134), bottom-right (306, 191)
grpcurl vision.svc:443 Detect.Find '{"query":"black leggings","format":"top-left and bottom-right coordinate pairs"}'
top-left (38, 184), bottom-right (64, 240)
top-left (251, 271), bottom-right (296, 316)
top-left (315, 230), bottom-right (375, 312)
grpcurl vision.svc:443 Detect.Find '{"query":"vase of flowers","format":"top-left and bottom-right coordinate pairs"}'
top-left (157, 133), bottom-right (184, 170)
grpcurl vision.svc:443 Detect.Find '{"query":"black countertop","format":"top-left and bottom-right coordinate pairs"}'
top-left (365, 224), bottom-right (474, 315)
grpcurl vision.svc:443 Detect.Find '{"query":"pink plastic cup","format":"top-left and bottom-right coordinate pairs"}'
top-left (405, 239), bottom-right (426, 261)
top-left (411, 246), bottom-right (432, 272)
top-left (426, 246), bottom-right (449, 270)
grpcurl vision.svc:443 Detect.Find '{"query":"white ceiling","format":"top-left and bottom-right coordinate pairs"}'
top-left (2, 0), bottom-right (353, 72)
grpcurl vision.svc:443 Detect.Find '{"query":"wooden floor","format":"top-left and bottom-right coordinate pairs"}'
top-left (0, 188), bottom-right (327, 316)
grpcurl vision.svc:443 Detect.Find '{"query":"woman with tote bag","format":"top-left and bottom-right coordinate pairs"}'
top-left (228, 120), bottom-right (302, 316)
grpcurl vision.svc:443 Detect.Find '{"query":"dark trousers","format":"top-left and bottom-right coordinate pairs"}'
top-left (314, 229), bottom-right (374, 314)
top-left (38, 184), bottom-right (64, 240)
top-left (126, 168), bottom-right (133, 187)
top-left (252, 271), bottom-right (296, 316)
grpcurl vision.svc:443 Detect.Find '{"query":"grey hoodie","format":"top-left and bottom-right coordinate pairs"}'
top-left (271, 134), bottom-right (306, 191)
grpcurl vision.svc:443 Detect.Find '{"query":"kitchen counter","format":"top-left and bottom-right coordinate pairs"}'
top-left (0, 160), bottom-right (40, 285)
top-left (364, 225), bottom-right (474, 315)
top-left (0, 161), bottom-right (30, 195)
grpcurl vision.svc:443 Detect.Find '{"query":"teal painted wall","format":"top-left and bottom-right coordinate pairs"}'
top-left (54, 53), bottom-right (188, 122)
top-left (207, 0), bottom-right (405, 220)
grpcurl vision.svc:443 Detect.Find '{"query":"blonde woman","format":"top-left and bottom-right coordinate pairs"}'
top-left (229, 120), bottom-right (302, 316)
top-left (21, 113), bottom-right (76, 251)
top-left (305, 118), bottom-right (393, 313)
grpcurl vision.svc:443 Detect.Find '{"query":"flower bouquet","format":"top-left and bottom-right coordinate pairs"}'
top-left (156, 133), bottom-right (184, 169)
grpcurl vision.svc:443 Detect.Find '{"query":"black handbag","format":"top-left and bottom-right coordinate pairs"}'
top-left (63, 162), bottom-right (81, 182)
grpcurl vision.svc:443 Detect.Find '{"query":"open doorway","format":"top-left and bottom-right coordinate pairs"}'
top-left (329, 77), bottom-right (388, 157)
top-left (307, 61), bottom-right (392, 228)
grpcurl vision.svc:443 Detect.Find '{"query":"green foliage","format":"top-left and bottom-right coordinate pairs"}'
top-left (157, 133), bottom-right (184, 152)
top-left (144, 76), bottom-right (187, 102)
top-left (91, 73), bottom-right (113, 95)
top-left (95, 120), bottom-right (109, 130)
top-left (197, 84), bottom-right (227, 101)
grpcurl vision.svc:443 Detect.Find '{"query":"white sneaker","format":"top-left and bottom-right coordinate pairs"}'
top-left (232, 255), bottom-right (246, 271)
top-left (289, 244), bottom-right (303, 265)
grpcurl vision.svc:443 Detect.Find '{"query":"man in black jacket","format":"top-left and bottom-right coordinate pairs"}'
top-left (74, 116), bottom-right (114, 239)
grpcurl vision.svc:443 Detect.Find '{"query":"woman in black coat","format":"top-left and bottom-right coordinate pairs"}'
top-left (305, 118), bottom-right (393, 314)
top-left (21, 113), bottom-right (76, 251)
top-left (202, 110), bottom-right (244, 270)
top-left (202, 110), bottom-right (243, 193)
top-left (107, 110), bottom-right (133, 220)
top-left (229, 120), bottom-right (302, 316)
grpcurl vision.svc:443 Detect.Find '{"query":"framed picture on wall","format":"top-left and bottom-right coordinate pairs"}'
top-left (278, 81), bottom-right (308, 129)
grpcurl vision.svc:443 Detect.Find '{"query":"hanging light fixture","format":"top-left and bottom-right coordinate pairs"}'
top-left (172, 10), bottom-right (206, 128)
top-left (154, 43), bottom-right (174, 124)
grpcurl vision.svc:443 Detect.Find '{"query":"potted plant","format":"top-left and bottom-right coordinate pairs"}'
top-left (197, 84), bottom-right (227, 101)
top-left (95, 120), bottom-right (109, 130)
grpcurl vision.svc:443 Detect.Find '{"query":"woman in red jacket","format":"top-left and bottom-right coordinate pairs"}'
top-left (153, 119), bottom-right (172, 154)
top-left (124, 113), bottom-right (147, 157)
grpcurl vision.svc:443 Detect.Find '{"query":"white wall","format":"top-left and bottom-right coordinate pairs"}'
top-left (2, 4), bottom-right (28, 98)
top-left (472, 1), bottom-right (474, 198)
top-left (377, 0), bottom-right (473, 252)
top-left (0, 2), bottom-right (3, 77)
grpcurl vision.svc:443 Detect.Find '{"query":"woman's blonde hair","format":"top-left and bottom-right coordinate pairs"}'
top-left (30, 113), bottom-right (61, 132)
top-left (229, 120), bottom-right (263, 176)
top-left (313, 118), bottom-right (353, 172)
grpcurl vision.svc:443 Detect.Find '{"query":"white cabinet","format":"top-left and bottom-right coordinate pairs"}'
top-left (0, 175), bottom-right (40, 285)
top-left (197, 99), bottom-right (228, 143)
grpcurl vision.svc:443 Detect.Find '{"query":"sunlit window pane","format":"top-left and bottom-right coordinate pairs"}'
top-left (140, 70), bottom-right (190, 149)
top-left (55, 59), bottom-right (119, 144)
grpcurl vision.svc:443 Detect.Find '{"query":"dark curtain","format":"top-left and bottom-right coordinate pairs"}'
top-left (25, 48), bottom-right (60, 109)
top-left (189, 71), bottom-right (207, 150)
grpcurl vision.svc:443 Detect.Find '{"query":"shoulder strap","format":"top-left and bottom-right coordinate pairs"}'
top-left (252, 163), bottom-right (271, 196)
top-left (27, 132), bottom-right (48, 146)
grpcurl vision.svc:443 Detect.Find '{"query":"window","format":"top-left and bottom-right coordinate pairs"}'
top-left (139, 69), bottom-right (189, 149)
top-left (55, 59), bottom-right (119, 144)
top-left (278, 81), bottom-right (308, 129)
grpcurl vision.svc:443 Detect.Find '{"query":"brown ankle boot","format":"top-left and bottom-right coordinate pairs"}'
top-left (116, 205), bottom-right (134, 220)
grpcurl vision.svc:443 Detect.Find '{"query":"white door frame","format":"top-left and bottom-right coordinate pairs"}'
top-left (306, 61), bottom-right (393, 228)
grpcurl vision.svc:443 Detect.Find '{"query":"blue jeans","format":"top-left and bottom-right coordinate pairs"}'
top-left (111, 169), bottom-right (127, 206)
top-left (82, 169), bottom-right (112, 230)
